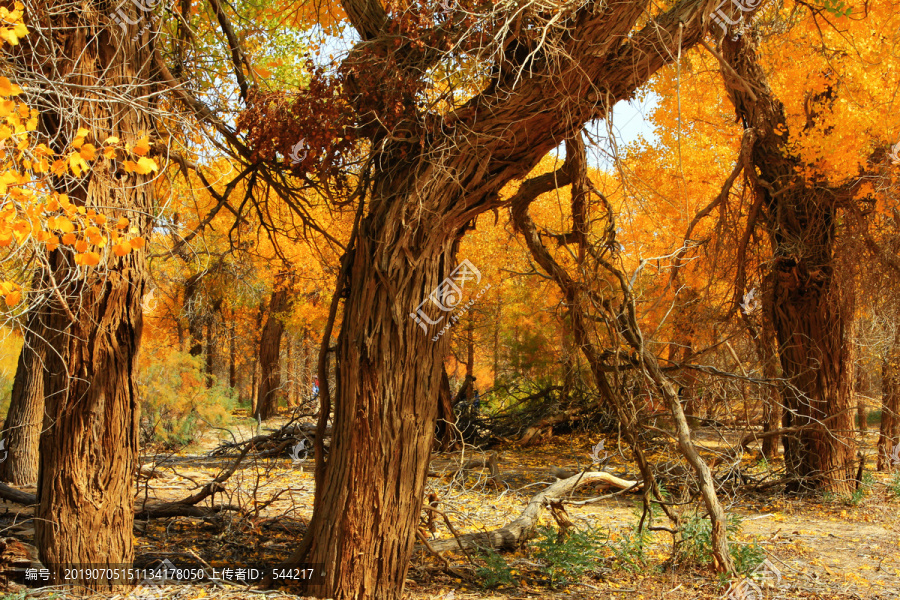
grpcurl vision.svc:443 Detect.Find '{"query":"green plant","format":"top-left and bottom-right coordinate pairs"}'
top-left (531, 525), bottom-right (605, 587)
top-left (137, 349), bottom-right (235, 449)
top-left (608, 525), bottom-right (651, 573)
top-left (675, 513), bottom-right (764, 575)
top-left (844, 472), bottom-right (875, 506)
top-left (474, 547), bottom-right (515, 588)
top-left (731, 540), bottom-right (767, 575)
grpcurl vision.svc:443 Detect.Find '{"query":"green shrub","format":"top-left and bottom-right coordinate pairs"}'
top-left (608, 526), bottom-right (650, 573)
top-left (844, 472), bottom-right (875, 506)
top-left (137, 350), bottom-right (235, 448)
top-left (889, 472), bottom-right (900, 499)
top-left (676, 513), bottom-right (764, 575)
top-left (531, 525), bottom-right (605, 588)
top-left (474, 547), bottom-right (515, 588)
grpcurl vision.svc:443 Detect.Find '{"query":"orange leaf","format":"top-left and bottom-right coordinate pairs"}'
top-left (80, 251), bottom-right (101, 266)
top-left (4, 290), bottom-right (20, 306)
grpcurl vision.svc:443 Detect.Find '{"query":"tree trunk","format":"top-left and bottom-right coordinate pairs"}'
top-left (27, 0), bottom-right (155, 586)
top-left (255, 286), bottom-right (289, 421)
top-left (435, 367), bottom-right (457, 451)
top-left (465, 318), bottom-right (475, 381)
top-left (278, 2), bottom-right (717, 596)
top-left (289, 236), bottom-right (453, 598)
top-left (877, 352), bottom-right (900, 471)
top-left (721, 34), bottom-right (856, 494)
top-left (184, 273), bottom-right (205, 357)
top-left (0, 322), bottom-right (44, 485)
top-left (855, 365), bottom-right (869, 433)
top-left (229, 312), bottom-right (237, 389)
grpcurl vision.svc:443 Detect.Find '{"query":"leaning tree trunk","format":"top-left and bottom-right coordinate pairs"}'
top-left (255, 286), bottom-right (290, 421)
top-left (721, 34), bottom-right (856, 494)
top-left (25, 0), bottom-right (156, 588)
top-left (0, 321), bottom-right (44, 485)
top-left (276, 1), bottom-right (718, 597)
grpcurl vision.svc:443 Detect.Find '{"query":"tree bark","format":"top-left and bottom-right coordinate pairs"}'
top-left (720, 34), bottom-right (856, 494)
top-left (0, 322), bottom-right (44, 485)
top-left (255, 285), bottom-right (290, 421)
top-left (877, 351), bottom-right (900, 471)
top-left (23, 0), bottom-right (157, 588)
top-left (435, 368), bottom-right (457, 451)
top-left (279, 1), bottom-right (719, 597)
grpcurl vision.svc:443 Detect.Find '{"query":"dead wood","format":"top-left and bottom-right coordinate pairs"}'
top-left (425, 471), bottom-right (639, 553)
top-left (135, 445), bottom-right (250, 520)
top-left (518, 409), bottom-right (579, 446)
top-left (458, 451), bottom-right (501, 481)
top-left (0, 483), bottom-right (35, 506)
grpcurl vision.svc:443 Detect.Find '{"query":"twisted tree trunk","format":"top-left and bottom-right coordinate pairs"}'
top-left (23, 0), bottom-right (156, 588)
top-left (720, 34), bottom-right (856, 493)
top-left (281, 1), bottom-right (719, 598)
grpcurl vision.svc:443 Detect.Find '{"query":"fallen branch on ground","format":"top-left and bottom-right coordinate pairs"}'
top-left (423, 471), bottom-right (640, 553)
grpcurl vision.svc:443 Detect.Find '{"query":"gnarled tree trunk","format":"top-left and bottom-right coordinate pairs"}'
top-left (281, 1), bottom-right (718, 598)
top-left (25, 0), bottom-right (156, 588)
top-left (720, 34), bottom-right (856, 493)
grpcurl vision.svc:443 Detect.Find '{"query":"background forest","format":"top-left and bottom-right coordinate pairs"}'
top-left (0, 0), bottom-right (900, 599)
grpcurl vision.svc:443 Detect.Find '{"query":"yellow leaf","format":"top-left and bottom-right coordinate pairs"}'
top-left (75, 127), bottom-right (89, 138)
top-left (134, 156), bottom-right (158, 174)
top-left (129, 236), bottom-right (145, 249)
top-left (74, 239), bottom-right (88, 252)
top-left (116, 217), bottom-right (130, 229)
top-left (113, 241), bottom-right (132, 256)
top-left (56, 217), bottom-right (74, 233)
top-left (0, 76), bottom-right (22, 96)
top-left (61, 232), bottom-right (76, 245)
top-left (80, 251), bottom-right (101, 266)
top-left (132, 136), bottom-right (151, 156)
top-left (79, 143), bottom-right (96, 161)
top-left (103, 136), bottom-right (120, 145)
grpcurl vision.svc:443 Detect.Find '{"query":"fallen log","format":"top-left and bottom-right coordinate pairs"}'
top-left (135, 445), bottom-right (250, 519)
top-left (518, 409), bottom-right (579, 446)
top-left (425, 471), bottom-right (640, 553)
top-left (0, 447), bottom-right (251, 523)
top-left (0, 483), bottom-right (35, 506)
top-left (457, 451), bottom-right (501, 481)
